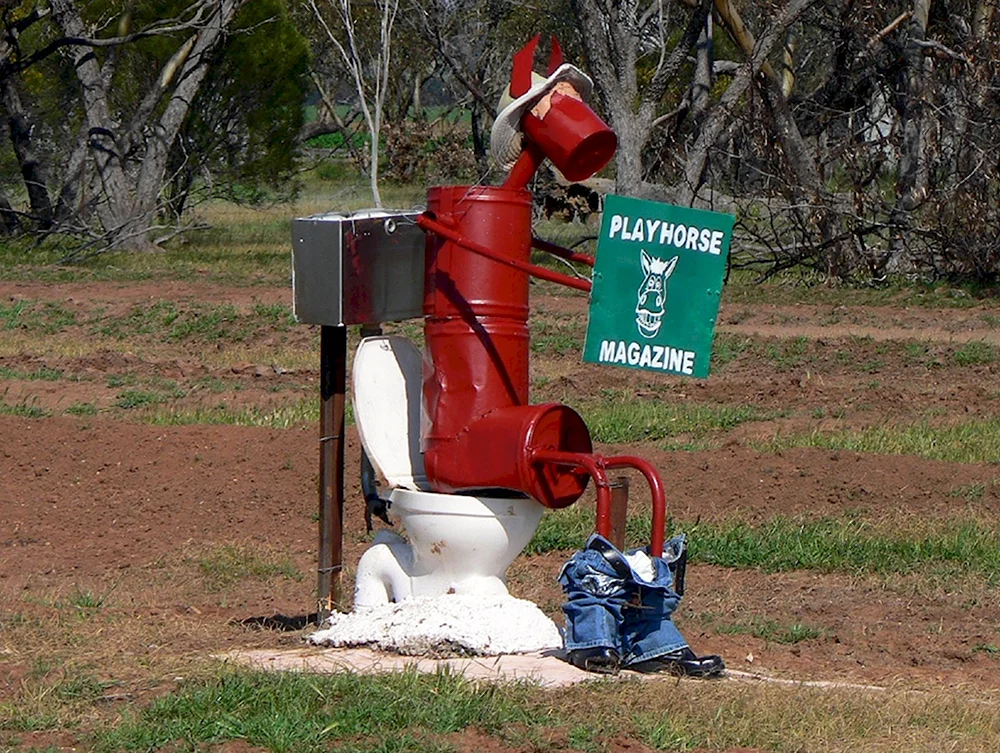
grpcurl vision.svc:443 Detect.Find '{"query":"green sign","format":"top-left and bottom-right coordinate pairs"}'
top-left (583, 194), bottom-right (734, 379)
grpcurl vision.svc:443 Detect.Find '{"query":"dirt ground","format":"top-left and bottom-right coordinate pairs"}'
top-left (2, 280), bottom-right (1000, 749)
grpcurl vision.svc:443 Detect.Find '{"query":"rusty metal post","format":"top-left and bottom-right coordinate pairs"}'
top-left (317, 324), bottom-right (347, 624)
top-left (608, 476), bottom-right (629, 551)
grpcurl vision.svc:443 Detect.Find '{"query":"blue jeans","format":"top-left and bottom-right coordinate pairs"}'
top-left (558, 533), bottom-right (688, 666)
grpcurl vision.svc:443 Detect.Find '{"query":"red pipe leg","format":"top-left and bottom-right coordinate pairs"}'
top-left (531, 449), bottom-right (666, 557)
top-left (604, 455), bottom-right (666, 558)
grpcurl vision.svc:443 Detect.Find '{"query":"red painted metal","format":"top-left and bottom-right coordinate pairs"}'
top-left (531, 236), bottom-right (595, 268)
top-left (530, 449), bottom-right (667, 557)
top-left (421, 186), bottom-right (595, 509)
top-left (415, 45), bottom-right (669, 553)
top-left (511, 34), bottom-right (541, 98)
top-left (604, 455), bottom-right (666, 558)
top-left (425, 404), bottom-right (593, 509)
top-left (417, 213), bottom-right (592, 293)
top-left (522, 93), bottom-right (617, 182)
top-left (503, 143), bottom-right (546, 192)
top-left (423, 316), bottom-right (528, 442)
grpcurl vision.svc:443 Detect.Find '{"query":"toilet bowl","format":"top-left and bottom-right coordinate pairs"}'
top-left (351, 336), bottom-right (544, 610)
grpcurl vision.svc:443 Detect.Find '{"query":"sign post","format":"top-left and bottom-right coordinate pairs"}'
top-left (583, 194), bottom-right (734, 379)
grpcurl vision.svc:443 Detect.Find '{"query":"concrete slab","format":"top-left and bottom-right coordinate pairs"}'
top-left (218, 646), bottom-right (608, 688)
top-left (218, 648), bottom-right (897, 694)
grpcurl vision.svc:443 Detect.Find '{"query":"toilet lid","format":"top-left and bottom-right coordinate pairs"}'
top-left (352, 335), bottom-right (427, 489)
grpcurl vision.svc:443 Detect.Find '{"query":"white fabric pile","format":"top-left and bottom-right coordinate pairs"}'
top-left (309, 593), bottom-right (562, 657)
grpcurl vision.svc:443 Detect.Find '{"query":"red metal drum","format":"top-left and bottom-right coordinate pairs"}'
top-left (423, 185), bottom-right (532, 440)
top-left (423, 316), bottom-right (529, 443)
top-left (424, 403), bottom-right (592, 509)
top-left (424, 185), bottom-right (532, 320)
top-left (422, 185), bottom-right (591, 508)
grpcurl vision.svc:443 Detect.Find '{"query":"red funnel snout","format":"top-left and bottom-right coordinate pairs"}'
top-left (523, 93), bottom-right (617, 182)
top-left (423, 403), bottom-right (592, 509)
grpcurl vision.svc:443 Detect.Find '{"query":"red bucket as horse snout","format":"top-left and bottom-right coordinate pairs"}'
top-left (523, 93), bottom-right (617, 182)
top-left (423, 402), bottom-right (593, 509)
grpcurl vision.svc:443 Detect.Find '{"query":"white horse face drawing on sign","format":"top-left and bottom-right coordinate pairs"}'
top-left (634, 250), bottom-right (678, 339)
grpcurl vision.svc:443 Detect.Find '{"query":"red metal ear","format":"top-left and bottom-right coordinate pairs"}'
top-left (511, 34), bottom-right (541, 97)
top-left (547, 36), bottom-right (563, 74)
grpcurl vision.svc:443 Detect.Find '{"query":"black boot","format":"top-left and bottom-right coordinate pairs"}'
top-left (628, 647), bottom-right (725, 678)
top-left (565, 646), bottom-right (621, 675)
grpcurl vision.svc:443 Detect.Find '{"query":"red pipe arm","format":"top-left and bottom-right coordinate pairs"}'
top-left (530, 449), bottom-right (612, 541)
top-left (531, 236), bottom-right (595, 268)
top-left (417, 213), bottom-right (593, 293)
top-left (530, 449), bottom-right (667, 557)
top-left (503, 143), bottom-right (546, 192)
top-left (603, 455), bottom-right (666, 559)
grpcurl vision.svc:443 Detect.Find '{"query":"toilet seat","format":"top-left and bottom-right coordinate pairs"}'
top-left (351, 336), bottom-right (546, 609)
top-left (352, 335), bottom-right (429, 490)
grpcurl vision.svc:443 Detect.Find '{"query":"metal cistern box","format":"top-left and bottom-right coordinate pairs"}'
top-left (291, 210), bottom-right (425, 326)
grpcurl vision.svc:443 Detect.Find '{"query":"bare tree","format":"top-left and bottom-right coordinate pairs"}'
top-left (308, 0), bottom-right (400, 207)
top-left (886, 0), bottom-right (932, 274)
top-left (1, 0), bottom-right (247, 251)
top-left (570, 0), bottom-right (713, 197)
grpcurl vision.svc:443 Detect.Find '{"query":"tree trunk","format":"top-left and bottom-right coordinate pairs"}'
top-left (762, 80), bottom-right (854, 277)
top-left (571, 0), bottom-right (709, 197)
top-left (691, 14), bottom-right (713, 120)
top-left (681, 0), bottom-right (818, 205)
top-left (49, 0), bottom-right (136, 238)
top-left (132, 0), bottom-right (242, 239)
top-left (54, 126), bottom-right (91, 224)
top-left (887, 0), bottom-right (933, 274)
top-left (0, 192), bottom-right (20, 234)
top-left (48, 0), bottom-right (243, 250)
top-left (470, 100), bottom-right (487, 172)
top-left (1, 77), bottom-right (54, 228)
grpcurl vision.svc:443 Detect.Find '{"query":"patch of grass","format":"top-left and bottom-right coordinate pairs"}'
top-left (80, 666), bottom-right (1000, 753)
top-left (710, 333), bottom-right (755, 370)
top-left (759, 418), bottom-right (1000, 463)
top-left (527, 508), bottom-right (1000, 581)
top-left (763, 336), bottom-right (811, 371)
top-left (0, 667), bottom-right (112, 734)
top-left (90, 300), bottom-right (298, 345)
top-left (66, 589), bottom-right (106, 613)
top-left (952, 340), bottom-right (996, 366)
top-left (949, 483), bottom-right (987, 501)
top-left (0, 399), bottom-right (50, 418)
top-left (163, 304), bottom-right (242, 341)
top-left (251, 302), bottom-right (297, 327)
top-left (713, 616), bottom-right (825, 644)
top-left (0, 300), bottom-right (77, 334)
top-left (576, 394), bottom-right (778, 445)
top-left (529, 320), bottom-right (582, 356)
top-left (526, 505), bottom-right (666, 554)
top-left (722, 270), bottom-right (1000, 308)
top-left (92, 669), bottom-right (536, 753)
top-left (689, 516), bottom-right (1000, 579)
top-left (140, 399), bottom-right (328, 428)
top-left (95, 301), bottom-right (180, 339)
top-left (195, 543), bottom-right (302, 590)
top-left (0, 365), bottom-right (65, 381)
top-left (862, 358), bottom-right (884, 373)
top-left (115, 390), bottom-right (169, 410)
top-left (192, 375), bottom-right (243, 393)
top-left (65, 402), bottom-right (98, 416)
top-left (904, 341), bottom-right (932, 364)
top-left (633, 716), bottom-right (699, 751)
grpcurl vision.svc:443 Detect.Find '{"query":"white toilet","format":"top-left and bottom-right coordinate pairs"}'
top-left (351, 336), bottom-right (544, 610)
